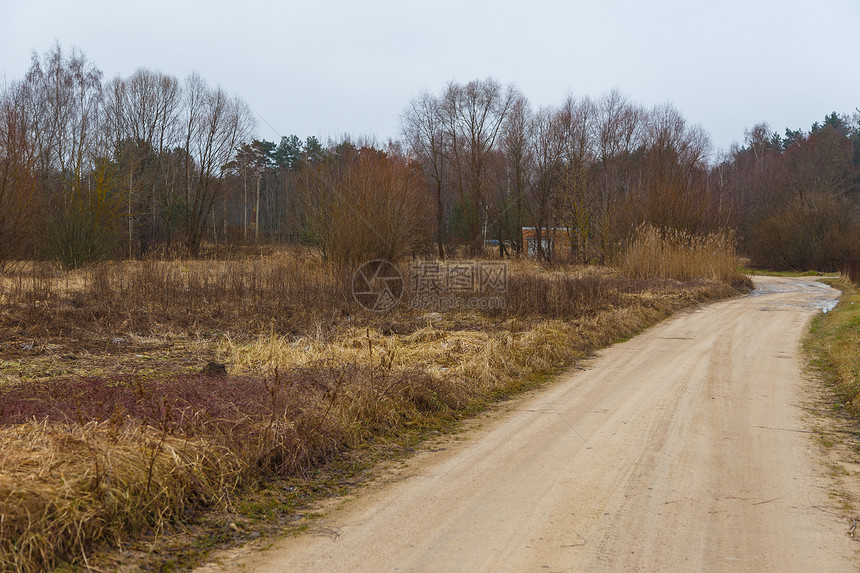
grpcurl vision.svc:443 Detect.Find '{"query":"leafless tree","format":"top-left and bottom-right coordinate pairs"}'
top-left (179, 74), bottom-right (254, 254)
top-left (637, 103), bottom-right (714, 233)
top-left (441, 78), bottom-right (517, 254)
top-left (104, 68), bottom-right (181, 255)
top-left (557, 95), bottom-right (596, 263)
top-left (298, 139), bottom-right (432, 265)
top-left (493, 92), bottom-right (532, 256)
top-left (402, 90), bottom-right (449, 258)
top-left (24, 45), bottom-right (123, 268)
top-left (594, 89), bottom-right (643, 260)
top-left (526, 106), bottom-right (564, 262)
top-left (0, 80), bottom-right (38, 266)
top-left (26, 45), bottom-right (105, 183)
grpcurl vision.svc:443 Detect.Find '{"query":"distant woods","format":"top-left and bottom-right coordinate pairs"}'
top-left (1, 45), bottom-right (858, 270)
top-left (403, 82), bottom-right (860, 270)
top-left (717, 116), bottom-right (860, 270)
top-left (402, 82), bottom-right (720, 263)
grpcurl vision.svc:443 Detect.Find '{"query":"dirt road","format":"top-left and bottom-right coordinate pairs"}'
top-left (201, 276), bottom-right (858, 572)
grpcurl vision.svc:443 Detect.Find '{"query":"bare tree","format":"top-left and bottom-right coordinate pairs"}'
top-left (0, 80), bottom-right (38, 266)
top-left (493, 92), bottom-right (532, 256)
top-left (179, 74), bottom-right (255, 254)
top-left (557, 95), bottom-right (596, 263)
top-left (526, 106), bottom-right (564, 262)
top-left (298, 139), bottom-right (432, 265)
top-left (104, 68), bottom-right (182, 255)
top-left (402, 91), bottom-right (449, 259)
top-left (24, 45), bottom-right (123, 268)
top-left (594, 89), bottom-right (642, 260)
top-left (441, 78), bottom-right (517, 254)
top-left (637, 103), bottom-right (714, 233)
top-left (26, 45), bottom-right (105, 184)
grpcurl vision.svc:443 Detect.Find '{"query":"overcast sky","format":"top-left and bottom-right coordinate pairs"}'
top-left (2, 0), bottom-right (858, 158)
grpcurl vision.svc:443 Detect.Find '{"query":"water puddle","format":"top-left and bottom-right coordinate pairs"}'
top-left (750, 277), bottom-right (839, 313)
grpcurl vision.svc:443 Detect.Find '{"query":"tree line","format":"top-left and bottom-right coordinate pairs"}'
top-left (1, 46), bottom-right (858, 270)
top-left (715, 114), bottom-right (860, 270)
top-left (0, 45), bottom-right (254, 267)
top-left (402, 81), bottom-right (720, 263)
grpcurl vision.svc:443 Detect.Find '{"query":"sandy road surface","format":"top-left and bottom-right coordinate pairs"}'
top-left (201, 276), bottom-right (858, 572)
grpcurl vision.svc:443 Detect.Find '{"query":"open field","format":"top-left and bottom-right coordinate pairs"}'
top-left (0, 248), bottom-right (750, 571)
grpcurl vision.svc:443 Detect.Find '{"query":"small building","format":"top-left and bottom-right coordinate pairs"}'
top-left (522, 227), bottom-right (573, 258)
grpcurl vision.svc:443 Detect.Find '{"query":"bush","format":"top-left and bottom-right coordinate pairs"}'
top-left (40, 162), bottom-right (124, 269)
top-left (298, 143), bottom-right (433, 266)
top-left (745, 192), bottom-right (860, 272)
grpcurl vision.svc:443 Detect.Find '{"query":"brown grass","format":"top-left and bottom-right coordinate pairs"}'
top-left (618, 223), bottom-right (751, 288)
top-left (0, 420), bottom-right (243, 573)
top-left (0, 251), bottom-right (349, 340)
top-left (0, 248), bottom-right (747, 571)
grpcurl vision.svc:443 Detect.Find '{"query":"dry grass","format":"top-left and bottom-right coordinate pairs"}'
top-left (0, 420), bottom-right (243, 573)
top-left (0, 250), bottom-right (350, 341)
top-left (0, 248), bottom-right (747, 571)
top-left (619, 223), bottom-right (750, 287)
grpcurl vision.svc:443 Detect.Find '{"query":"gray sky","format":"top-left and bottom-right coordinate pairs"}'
top-left (2, 0), bottom-right (858, 158)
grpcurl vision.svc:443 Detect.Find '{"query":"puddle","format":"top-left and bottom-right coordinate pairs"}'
top-left (750, 277), bottom-right (839, 313)
top-left (749, 284), bottom-right (791, 297)
top-left (813, 298), bottom-right (838, 313)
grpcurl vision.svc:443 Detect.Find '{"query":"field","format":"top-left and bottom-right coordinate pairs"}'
top-left (0, 241), bottom-right (750, 571)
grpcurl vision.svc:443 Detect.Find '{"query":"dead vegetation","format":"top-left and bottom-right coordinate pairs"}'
top-left (0, 247), bottom-right (748, 571)
top-left (619, 223), bottom-right (750, 287)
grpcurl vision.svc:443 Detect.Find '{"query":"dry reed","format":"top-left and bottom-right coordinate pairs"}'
top-left (619, 223), bottom-right (750, 287)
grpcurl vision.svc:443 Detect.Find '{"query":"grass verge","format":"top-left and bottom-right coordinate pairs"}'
top-left (805, 279), bottom-right (860, 414)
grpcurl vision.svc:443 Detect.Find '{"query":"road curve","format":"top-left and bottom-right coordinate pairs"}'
top-left (201, 276), bottom-right (857, 572)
